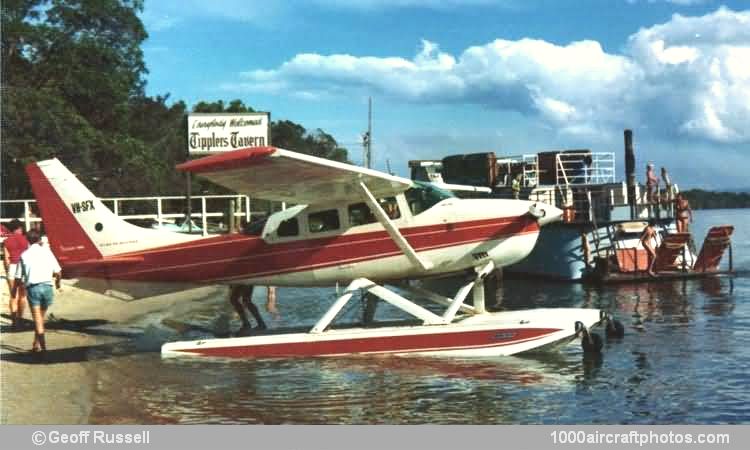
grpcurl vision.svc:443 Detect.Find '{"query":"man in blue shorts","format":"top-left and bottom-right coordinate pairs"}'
top-left (14, 229), bottom-right (61, 353)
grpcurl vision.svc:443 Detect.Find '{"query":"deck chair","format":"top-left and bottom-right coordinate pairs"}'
top-left (693, 226), bottom-right (734, 273)
top-left (653, 233), bottom-right (692, 272)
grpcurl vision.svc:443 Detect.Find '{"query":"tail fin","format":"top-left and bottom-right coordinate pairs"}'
top-left (26, 159), bottom-right (198, 264)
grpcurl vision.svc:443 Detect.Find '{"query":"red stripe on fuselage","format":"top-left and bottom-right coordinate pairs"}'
top-left (63, 215), bottom-right (539, 282)
top-left (176, 327), bottom-right (560, 358)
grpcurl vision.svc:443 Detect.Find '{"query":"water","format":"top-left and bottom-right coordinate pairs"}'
top-left (88, 209), bottom-right (750, 424)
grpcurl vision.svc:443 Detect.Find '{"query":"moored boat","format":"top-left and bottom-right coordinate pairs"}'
top-left (409, 130), bottom-right (732, 282)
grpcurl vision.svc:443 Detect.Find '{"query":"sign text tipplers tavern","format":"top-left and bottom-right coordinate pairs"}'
top-left (187, 112), bottom-right (270, 154)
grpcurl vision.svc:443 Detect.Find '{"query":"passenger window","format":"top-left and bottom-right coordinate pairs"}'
top-left (348, 203), bottom-right (376, 226)
top-left (379, 197), bottom-right (401, 220)
top-left (277, 218), bottom-right (299, 237)
top-left (308, 209), bottom-right (340, 233)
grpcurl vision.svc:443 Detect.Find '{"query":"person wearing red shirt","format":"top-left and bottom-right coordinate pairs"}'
top-left (3, 219), bottom-right (29, 328)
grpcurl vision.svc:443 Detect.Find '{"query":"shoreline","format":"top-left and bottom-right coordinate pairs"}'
top-left (0, 275), bottom-right (225, 424)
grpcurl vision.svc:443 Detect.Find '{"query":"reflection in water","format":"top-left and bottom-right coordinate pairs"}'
top-left (85, 210), bottom-right (750, 424)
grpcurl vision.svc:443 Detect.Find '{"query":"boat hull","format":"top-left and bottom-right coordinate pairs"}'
top-left (161, 308), bottom-right (603, 358)
top-left (507, 223), bottom-right (591, 281)
top-left (507, 221), bottom-right (678, 281)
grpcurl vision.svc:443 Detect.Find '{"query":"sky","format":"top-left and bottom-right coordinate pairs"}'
top-left (139, 0), bottom-right (750, 190)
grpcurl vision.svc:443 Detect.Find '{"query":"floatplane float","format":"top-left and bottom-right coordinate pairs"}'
top-left (26, 147), bottom-right (619, 358)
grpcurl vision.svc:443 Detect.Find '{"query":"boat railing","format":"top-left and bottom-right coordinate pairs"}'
top-left (522, 154), bottom-right (539, 187)
top-left (496, 151), bottom-right (616, 189)
top-left (0, 194), bottom-right (276, 236)
top-left (555, 152), bottom-right (616, 186)
top-left (524, 180), bottom-right (675, 225)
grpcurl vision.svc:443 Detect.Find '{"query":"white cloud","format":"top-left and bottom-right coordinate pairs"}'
top-left (227, 7), bottom-right (750, 144)
top-left (626, 7), bottom-right (750, 142)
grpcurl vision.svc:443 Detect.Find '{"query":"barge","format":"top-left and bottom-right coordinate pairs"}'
top-left (410, 130), bottom-right (733, 282)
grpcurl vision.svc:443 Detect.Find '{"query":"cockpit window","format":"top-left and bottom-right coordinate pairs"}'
top-left (405, 181), bottom-right (454, 215)
top-left (242, 217), bottom-right (267, 236)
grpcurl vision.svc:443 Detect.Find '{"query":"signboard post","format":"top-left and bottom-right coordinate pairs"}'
top-left (184, 112), bottom-right (271, 232)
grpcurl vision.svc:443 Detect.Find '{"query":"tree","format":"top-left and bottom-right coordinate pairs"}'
top-left (2, 1), bottom-right (203, 198)
top-left (1, 3), bottom-right (349, 201)
top-left (682, 189), bottom-right (750, 210)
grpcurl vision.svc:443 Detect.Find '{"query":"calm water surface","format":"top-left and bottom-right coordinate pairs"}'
top-left (88, 209), bottom-right (750, 424)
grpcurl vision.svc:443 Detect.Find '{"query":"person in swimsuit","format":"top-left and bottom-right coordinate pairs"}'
top-left (640, 221), bottom-right (658, 277)
top-left (645, 163), bottom-right (658, 204)
top-left (660, 167), bottom-right (672, 206)
top-left (675, 193), bottom-right (692, 233)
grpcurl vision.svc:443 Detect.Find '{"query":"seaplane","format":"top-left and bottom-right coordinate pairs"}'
top-left (26, 146), bottom-right (615, 358)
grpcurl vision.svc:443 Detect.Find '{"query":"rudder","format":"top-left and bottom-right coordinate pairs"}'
top-left (26, 159), bottom-right (198, 265)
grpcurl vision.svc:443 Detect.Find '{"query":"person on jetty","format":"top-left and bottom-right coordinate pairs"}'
top-left (660, 167), bottom-right (673, 206)
top-left (229, 284), bottom-right (267, 335)
top-left (3, 219), bottom-right (29, 329)
top-left (14, 229), bottom-right (61, 353)
top-left (640, 221), bottom-right (658, 277)
top-left (645, 163), bottom-right (658, 204)
top-left (675, 193), bottom-right (693, 233)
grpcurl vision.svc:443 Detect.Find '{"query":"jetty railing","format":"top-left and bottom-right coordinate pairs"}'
top-left (0, 194), bottom-right (277, 236)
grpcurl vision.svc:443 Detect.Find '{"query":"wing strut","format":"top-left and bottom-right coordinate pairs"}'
top-left (357, 181), bottom-right (433, 272)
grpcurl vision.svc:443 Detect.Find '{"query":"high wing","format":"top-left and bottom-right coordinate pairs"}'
top-left (176, 147), bottom-right (413, 204)
top-left (178, 146), bottom-right (433, 271)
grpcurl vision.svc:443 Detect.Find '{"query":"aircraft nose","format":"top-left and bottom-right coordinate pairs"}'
top-left (528, 202), bottom-right (563, 226)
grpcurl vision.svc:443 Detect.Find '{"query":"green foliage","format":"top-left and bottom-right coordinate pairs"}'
top-left (2, 0), bottom-right (151, 197)
top-left (272, 120), bottom-right (348, 162)
top-left (1, 1), bottom-right (349, 200)
top-left (682, 189), bottom-right (750, 210)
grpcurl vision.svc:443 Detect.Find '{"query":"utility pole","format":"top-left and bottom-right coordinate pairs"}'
top-left (363, 97), bottom-right (372, 168)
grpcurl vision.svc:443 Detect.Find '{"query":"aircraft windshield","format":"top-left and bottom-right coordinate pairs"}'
top-left (242, 217), bottom-right (267, 236)
top-left (405, 181), bottom-right (454, 215)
